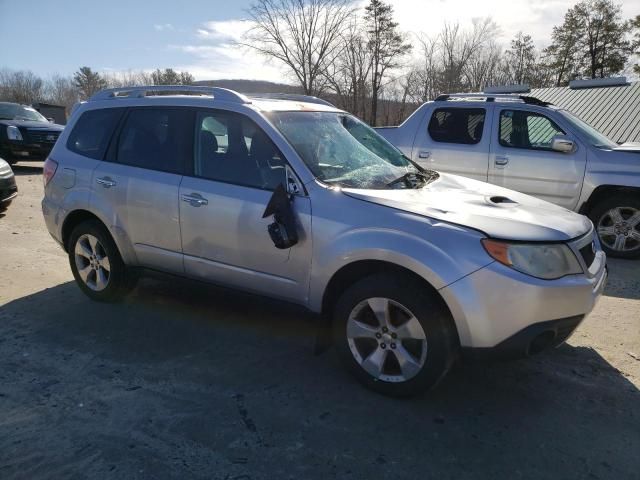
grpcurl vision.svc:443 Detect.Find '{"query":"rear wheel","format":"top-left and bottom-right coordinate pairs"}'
top-left (589, 194), bottom-right (640, 259)
top-left (333, 273), bottom-right (458, 397)
top-left (68, 220), bottom-right (136, 301)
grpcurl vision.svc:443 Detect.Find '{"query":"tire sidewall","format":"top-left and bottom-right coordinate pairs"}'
top-left (332, 273), bottom-right (458, 397)
top-left (67, 220), bottom-right (128, 302)
top-left (589, 194), bottom-right (640, 259)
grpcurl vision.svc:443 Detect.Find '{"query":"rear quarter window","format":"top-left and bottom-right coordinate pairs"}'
top-left (66, 108), bottom-right (124, 160)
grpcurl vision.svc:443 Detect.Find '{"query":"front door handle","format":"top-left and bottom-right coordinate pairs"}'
top-left (418, 150), bottom-right (431, 159)
top-left (181, 193), bottom-right (208, 207)
top-left (96, 176), bottom-right (116, 188)
top-left (494, 156), bottom-right (509, 167)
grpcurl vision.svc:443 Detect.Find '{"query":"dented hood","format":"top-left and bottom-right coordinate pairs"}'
top-left (343, 173), bottom-right (592, 242)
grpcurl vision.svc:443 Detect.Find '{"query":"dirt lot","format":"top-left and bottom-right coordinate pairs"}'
top-left (1, 163), bottom-right (639, 480)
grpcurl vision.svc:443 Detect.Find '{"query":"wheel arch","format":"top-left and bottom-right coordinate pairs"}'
top-left (579, 185), bottom-right (640, 215)
top-left (320, 260), bottom-right (459, 341)
top-left (61, 209), bottom-right (136, 264)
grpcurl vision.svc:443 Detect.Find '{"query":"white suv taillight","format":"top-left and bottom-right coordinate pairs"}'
top-left (43, 158), bottom-right (58, 187)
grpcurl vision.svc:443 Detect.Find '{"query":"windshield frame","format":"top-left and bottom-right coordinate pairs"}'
top-left (557, 109), bottom-right (618, 149)
top-left (265, 110), bottom-right (433, 190)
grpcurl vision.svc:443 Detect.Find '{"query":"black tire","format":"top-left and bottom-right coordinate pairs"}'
top-left (588, 194), bottom-right (640, 259)
top-left (67, 220), bottom-right (136, 302)
top-left (332, 273), bottom-right (458, 397)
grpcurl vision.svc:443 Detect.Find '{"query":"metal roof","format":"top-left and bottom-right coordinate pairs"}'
top-left (530, 81), bottom-right (640, 144)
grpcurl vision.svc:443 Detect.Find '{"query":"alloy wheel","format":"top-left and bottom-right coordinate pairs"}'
top-left (346, 297), bottom-right (427, 383)
top-left (597, 206), bottom-right (640, 253)
top-left (74, 234), bottom-right (111, 291)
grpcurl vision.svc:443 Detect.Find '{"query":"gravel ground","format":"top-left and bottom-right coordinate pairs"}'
top-left (1, 162), bottom-right (639, 480)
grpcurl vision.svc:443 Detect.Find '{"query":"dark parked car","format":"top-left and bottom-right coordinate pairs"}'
top-left (0, 102), bottom-right (64, 164)
top-left (0, 157), bottom-right (17, 212)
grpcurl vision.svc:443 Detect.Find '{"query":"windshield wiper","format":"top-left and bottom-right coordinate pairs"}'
top-left (387, 170), bottom-right (437, 188)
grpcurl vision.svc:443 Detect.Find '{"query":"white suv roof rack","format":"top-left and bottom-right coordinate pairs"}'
top-left (89, 85), bottom-right (251, 104)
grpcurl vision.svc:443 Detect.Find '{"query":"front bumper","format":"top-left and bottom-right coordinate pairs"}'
top-left (440, 249), bottom-right (607, 351)
top-left (0, 174), bottom-right (18, 203)
top-left (1, 141), bottom-right (54, 161)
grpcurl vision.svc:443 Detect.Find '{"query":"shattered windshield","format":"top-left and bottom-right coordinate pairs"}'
top-left (267, 111), bottom-right (437, 189)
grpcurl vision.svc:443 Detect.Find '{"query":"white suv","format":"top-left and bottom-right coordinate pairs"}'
top-left (42, 86), bottom-right (607, 396)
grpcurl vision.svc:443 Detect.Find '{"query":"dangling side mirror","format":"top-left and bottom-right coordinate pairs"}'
top-left (262, 183), bottom-right (299, 249)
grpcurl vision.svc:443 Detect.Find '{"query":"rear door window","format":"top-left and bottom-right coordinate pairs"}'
top-left (428, 108), bottom-right (485, 144)
top-left (66, 108), bottom-right (124, 160)
top-left (116, 108), bottom-right (191, 174)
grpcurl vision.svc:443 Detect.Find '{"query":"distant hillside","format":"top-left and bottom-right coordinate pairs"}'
top-left (193, 79), bottom-right (301, 94)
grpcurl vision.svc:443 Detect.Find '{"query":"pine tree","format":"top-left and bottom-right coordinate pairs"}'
top-left (364, 0), bottom-right (411, 126)
top-left (72, 67), bottom-right (107, 99)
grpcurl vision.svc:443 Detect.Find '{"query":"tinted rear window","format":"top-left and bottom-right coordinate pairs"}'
top-left (428, 108), bottom-right (485, 145)
top-left (116, 108), bottom-right (191, 174)
top-left (66, 108), bottom-right (123, 160)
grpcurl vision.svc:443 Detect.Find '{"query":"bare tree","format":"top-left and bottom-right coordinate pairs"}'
top-left (45, 75), bottom-right (79, 112)
top-left (0, 69), bottom-right (45, 104)
top-left (323, 19), bottom-right (372, 117)
top-left (439, 18), bottom-right (499, 93)
top-left (244, 0), bottom-right (354, 95)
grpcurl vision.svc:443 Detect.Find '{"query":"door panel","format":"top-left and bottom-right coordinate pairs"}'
top-left (488, 108), bottom-right (586, 210)
top-left (180, 178), bottom-right (312, 302)
top-left (91, 162), bottom-right (184, 273)
top-left (411, 106), bottom-right (491, 182)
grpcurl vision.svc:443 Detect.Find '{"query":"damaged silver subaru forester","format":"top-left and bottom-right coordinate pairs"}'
top-left (42, 86), bottom-right (607, 396)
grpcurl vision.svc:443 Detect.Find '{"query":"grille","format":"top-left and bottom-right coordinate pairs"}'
top-left (579, 241), bottom-right (596, 268)
top-left (26, 130), bottom-right (61, 144)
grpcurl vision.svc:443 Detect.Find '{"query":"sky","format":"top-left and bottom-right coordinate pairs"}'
top-left (1, 0), bottom-right (639, 83)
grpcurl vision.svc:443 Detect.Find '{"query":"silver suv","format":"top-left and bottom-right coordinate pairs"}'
top-left (42, 86), bottom-right (607, 396)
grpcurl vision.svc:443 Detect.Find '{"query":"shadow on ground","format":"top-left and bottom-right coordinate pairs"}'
top-left (10, 163), bottom-right (43, 176)
top-left (0, 274), bottom-right (638, 480)
top-left (604, 258), bottom-right (640, 300)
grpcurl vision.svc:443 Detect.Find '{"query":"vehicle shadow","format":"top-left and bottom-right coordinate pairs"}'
top-left (604, 258), bottom-right (640, 300)
top-left (0, 277), bottom-right (638, 480)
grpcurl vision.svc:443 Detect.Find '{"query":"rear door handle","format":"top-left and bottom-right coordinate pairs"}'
top-left (181, 193), bottom-right (208, 207)
top-left (494, 156), bottom-right (509, 167)
top-left (418, 151), bottom-right (431, 159)
top-left (96, 176), bottom-right (116, 188)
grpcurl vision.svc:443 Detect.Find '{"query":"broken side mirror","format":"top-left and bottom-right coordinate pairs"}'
top-left (262, 183), bottom-right (299, 249)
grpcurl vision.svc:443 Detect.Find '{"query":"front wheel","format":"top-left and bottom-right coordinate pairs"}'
top-left (332, 273), bottom-right (458, 397)
top-left (589, 194), bottom-right (640, 259)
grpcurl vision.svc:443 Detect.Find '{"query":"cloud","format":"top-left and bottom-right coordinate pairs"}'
top-left (154, 23), bottom-right (175, 32)
top-left (170, 19), bottom-right (288, 82)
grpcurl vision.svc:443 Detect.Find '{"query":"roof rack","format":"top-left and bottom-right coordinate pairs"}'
top-left (434, 93), bottom-right (551, 107)
top-left (89, 85), bottom-right (251, 104)
top-left (247, 92), bottom-right (335, 107)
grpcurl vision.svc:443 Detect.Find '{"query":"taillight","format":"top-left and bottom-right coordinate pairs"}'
top-left (43, 158), bottom-right (58, 187)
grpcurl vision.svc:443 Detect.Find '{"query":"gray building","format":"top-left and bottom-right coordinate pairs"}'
top-left (531, 79), bottom-right (640, 144)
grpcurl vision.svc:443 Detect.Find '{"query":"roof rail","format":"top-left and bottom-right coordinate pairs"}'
top-left (434, 93), bottom-right (551, 106)
top-left (88, 85), bottom-right (251, 104)
top-left (247, 92), bottom-right (335, 107)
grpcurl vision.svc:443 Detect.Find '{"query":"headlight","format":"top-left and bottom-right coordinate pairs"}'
top-left (481, 239), bottom-right (582, 279)
top-left (7, 126), bottom-right (23, 141)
